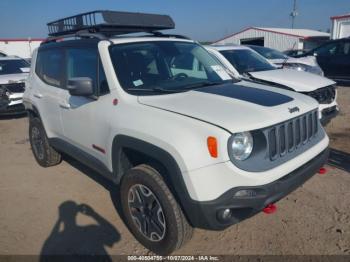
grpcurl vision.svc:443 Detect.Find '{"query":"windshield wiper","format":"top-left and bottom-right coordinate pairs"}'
top-left (182, 80), bottom-right (237, 90)
top-left (127, 80), bottom-right (236, 94)
top-left (126, 87), bottom-right (185, 93)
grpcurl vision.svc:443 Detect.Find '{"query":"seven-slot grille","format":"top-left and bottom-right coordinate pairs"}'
top-left (0, 82), bottom-right (25, 93)
top-left (267, 110), bottom-right (319, 161)
top-left (307, 85), bottom-right (336, 104)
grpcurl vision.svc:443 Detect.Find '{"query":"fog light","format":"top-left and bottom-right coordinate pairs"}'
top-left (218, 208), bottom-right (232, 221)
top-left (234, 189), bottom-right (257, 197)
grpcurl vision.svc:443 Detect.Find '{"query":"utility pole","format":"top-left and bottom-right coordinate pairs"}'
top-left (290, 0), bottom-right (298, 29)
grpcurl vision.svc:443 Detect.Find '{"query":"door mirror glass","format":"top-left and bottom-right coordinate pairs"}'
top-left (68, 77), bottom-right (94, 97)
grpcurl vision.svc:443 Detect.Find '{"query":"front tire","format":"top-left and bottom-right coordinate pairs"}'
top-left (120, 164), bottom-right (193, 255)
top-left (29, 117), bottom-right (62, 167)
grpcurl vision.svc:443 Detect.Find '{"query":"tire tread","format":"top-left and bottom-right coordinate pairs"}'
top-left (29, 117), bottom-right (61, 167)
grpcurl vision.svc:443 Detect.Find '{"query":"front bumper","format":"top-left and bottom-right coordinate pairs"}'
top-left (320, 106), bottom-right (339, 126)
top-left (0, 94), bottom-right (25, 115)
top-left (185, 148), bottom-right (329, 230)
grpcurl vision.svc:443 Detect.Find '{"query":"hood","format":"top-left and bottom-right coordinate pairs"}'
top-left (0, 73), bottom-right (28, 85)
top-left (138, 81), bottom-right (318, 133)
top-left (249, 68), bottom-right (335, 92)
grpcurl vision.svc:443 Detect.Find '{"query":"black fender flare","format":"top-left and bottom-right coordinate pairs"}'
top-left (111, 134), bottom-right (207, 227)
top-left (24, 101), bottom-right (41, 119)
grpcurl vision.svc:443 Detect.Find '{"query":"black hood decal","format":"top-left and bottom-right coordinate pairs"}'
top-left (195, 83), bottom-right (293, 107)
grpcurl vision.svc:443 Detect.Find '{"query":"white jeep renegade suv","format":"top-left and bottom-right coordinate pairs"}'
top-left (23, 11), bottom-right (329, 255)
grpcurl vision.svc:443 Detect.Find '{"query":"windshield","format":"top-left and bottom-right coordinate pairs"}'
top-left (109, 41), bottom-right (234, 94)
top-left (248, 46), bottom-right (288, 60)
top-left (0, 59), bottom-right (29, 75)
top-left (220, 49), bottom-right (276, 74)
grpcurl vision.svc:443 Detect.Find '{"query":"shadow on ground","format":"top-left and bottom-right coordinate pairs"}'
top-left (328, 148), bottom-right (350, 173)
top-left (40, 200), bottom-right (120, 261)
top-left (39, 156), bottom-right (124, 261)
top-left (0, 112), bottom-right (27, 120)
top-left (62, 156), bottom-right (125, 218)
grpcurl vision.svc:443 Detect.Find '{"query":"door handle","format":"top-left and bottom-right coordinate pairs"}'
top-left (59, 102), bottom-right (71, 109)
top-left (33, 93), bottom-right (43, 99)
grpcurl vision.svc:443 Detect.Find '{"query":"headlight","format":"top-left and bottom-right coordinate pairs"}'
top-left (230, 132), bottom-right (253, 161)
top-left (283, 63), bottom-right (324, 76)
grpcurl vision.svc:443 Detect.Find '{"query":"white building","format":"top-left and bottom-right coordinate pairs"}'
top-left (331, 14), bottom-right (350, 39)
top-left (0, 38), bottom-right (44, 59)
top-left (214, 27), bottom-right (330, 51)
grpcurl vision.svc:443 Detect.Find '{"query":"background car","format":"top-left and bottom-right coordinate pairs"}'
top-left (247, 45), bottom-right (324, 76)
top-left (206, 45), bottom-right (339, 125)
top-left (297, 38), bottom-right (350, 84)
top-left (0, 56), bottom-right (30, 114)
top-left (284, 49), bottom-right (309, 57)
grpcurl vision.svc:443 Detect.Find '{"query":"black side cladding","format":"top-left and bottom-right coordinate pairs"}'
top-left (196, 83), bottom-right (294, 107)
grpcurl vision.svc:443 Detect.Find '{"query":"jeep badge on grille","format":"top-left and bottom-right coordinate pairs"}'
top-left (289, 107), bottom-right (300, 113)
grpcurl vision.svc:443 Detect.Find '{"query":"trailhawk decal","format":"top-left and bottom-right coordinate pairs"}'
top-left (196, 84), bottom-right (293, 107)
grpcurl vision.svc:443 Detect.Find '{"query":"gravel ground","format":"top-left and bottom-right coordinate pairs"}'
top-left (0, 87), bottom-right (349, 257)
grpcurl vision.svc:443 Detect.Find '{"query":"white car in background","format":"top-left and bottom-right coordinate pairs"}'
top-left (206, 45), bottom-right (339, 125)
top-left (247, 45), bottom-right (324, 76)
top-left (0, 56), bottom-right (30, 114)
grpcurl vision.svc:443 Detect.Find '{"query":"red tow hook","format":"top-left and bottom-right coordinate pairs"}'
top-left (318, 167), bottom-right (327, 175)
top-left (263, 204), bottom-right (277, 214)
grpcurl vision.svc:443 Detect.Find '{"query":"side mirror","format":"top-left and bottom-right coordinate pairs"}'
top-left (67, 77), bottom-right (94, 97)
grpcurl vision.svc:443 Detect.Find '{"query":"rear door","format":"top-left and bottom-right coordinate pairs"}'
top-left (33, 48), bottom-right (65, 137)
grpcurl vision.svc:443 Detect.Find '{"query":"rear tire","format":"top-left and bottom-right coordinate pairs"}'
top-left (120, 164), bottom-right (193, 255)
top-left (29, 117), bottom-right (61, 167)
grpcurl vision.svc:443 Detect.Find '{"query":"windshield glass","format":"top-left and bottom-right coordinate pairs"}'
top-left (248, 46), bottom-right (288, 60)
top-left (0, 59), bottom-right (29, 75)
top-left (220, 49), bottom-right (276, 74)
top-left (109, 41), bottom-right (234, 94)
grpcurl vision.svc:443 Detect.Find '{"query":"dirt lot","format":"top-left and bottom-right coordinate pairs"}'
top-left (0, 87), bottom-right (349, 257)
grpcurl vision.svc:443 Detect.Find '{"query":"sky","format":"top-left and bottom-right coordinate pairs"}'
top-left (0, 0), bottom-right (348, 42)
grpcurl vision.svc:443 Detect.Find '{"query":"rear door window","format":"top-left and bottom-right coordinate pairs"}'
top-left (36, 49), bottom-right (64, 87)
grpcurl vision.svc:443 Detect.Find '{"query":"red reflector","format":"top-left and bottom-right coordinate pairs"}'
top-left (263, 204), bottom-right (277, 214)
top-left (113, 98), bottom-right (118, 106)
top-left (318, 167), bottom-right (327, 175)
top-left (92, 144), bottom-right (106, 154)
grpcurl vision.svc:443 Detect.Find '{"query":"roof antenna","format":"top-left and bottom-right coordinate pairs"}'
top-left (290, 0), bottom-right (298, 29)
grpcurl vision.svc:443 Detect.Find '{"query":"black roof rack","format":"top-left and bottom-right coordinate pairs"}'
top-left (47, 10), bottom-right (175, 37)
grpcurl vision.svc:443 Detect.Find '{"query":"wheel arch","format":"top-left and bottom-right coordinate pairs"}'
top-left (112, 135), bottom-right (182, 184)
top-left (26, 103), bottom-right (41, 119)
top-left (111, 135), bottom-right (195, 224)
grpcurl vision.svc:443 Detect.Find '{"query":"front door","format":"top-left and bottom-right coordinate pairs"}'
top-left (58, 47), bottom-right (111, 163)
top-left (331, 40), bottom-right (350, 81)
top-left (313, 41), bottom-right (341, 79)
top-left (59, 48), bottom-right (99, 154)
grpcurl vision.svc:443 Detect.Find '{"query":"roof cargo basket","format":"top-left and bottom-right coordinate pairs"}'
top-left (47, 10), bottom-right (175, 37)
